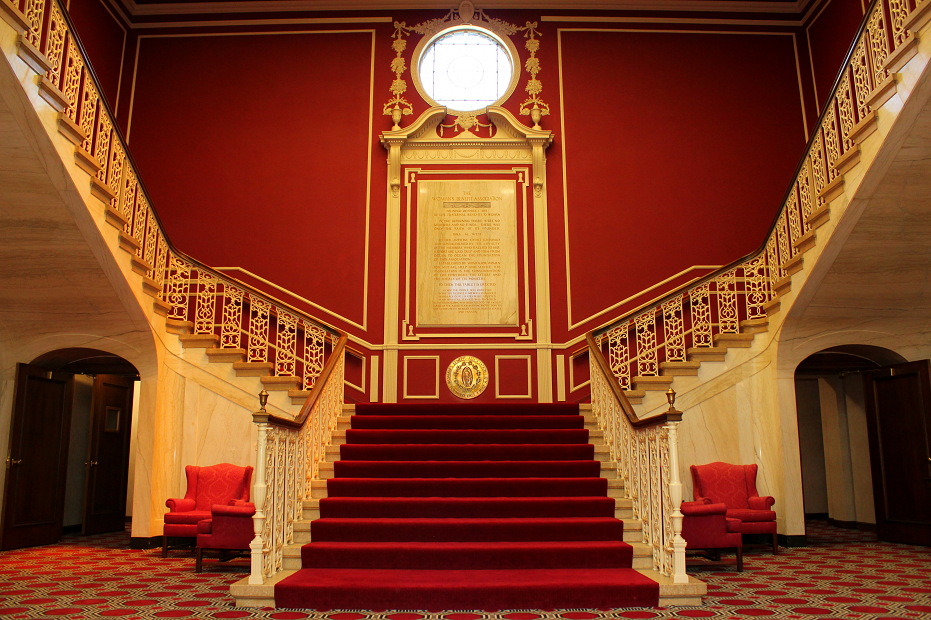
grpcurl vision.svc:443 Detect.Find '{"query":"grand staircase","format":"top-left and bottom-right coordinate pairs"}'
top-left (274, 403), bottom-right (661, 610)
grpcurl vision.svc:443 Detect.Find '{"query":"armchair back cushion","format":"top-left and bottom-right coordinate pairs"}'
top-left (690, 462), bottom-right (762, 508)
top-left (186, 463), bottom-right (253, 511)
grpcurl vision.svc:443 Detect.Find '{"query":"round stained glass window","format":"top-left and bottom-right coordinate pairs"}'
top-left (414, 26), bottom-right (518, 114)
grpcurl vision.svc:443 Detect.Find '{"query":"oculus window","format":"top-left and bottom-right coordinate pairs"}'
top-left (415, 27), bottom-right (518, 114)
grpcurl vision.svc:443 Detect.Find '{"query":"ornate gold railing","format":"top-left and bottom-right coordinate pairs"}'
top-left (587, 334), bottom-right (687, 583)
top-left (1, 0), bottom-right (342, 391)
top-left (250, 335), bottom-right (347, 584)
top-left (590, 0), bottom-right (928, 390)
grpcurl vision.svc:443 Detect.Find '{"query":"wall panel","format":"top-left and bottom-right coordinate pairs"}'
top-left (127, 31), bottom-right (375, 331)
top-left (557, 29), bottom-right (806, 331)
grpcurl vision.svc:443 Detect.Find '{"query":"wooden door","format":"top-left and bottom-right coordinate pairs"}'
top-left (82, 375), bottom-right (134, 535)
top-left (864, 360), bottom-right (931, 546)
top-left (1, 364), bottom-right (73, 550)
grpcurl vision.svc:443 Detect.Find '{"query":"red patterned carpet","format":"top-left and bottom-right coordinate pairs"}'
top-left (0, 521), bottom-right (928, 619)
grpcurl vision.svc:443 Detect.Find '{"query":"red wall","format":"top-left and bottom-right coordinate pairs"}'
top-left (806, 0), bottom-right (867, 114)
top-left (553, 29), bottom-right (805, 334)
top-left (64, 6), bottom-right (837, 400)
top-left (127, 31), bottom-right (377, 331)
top-left (65, 0), bottom-right (127, 110)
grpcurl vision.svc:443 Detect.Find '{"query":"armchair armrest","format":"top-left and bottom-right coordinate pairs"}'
top-left (228, 499), bottom-right (252, 507)
top-left (211, 503), bottom-right (256, 518)
top-left (681, 501), bottom-right (728, 517)
top-left (749, 496), bottom-right (775, 510)
top-left (166, 498), bottom-right (196, 512)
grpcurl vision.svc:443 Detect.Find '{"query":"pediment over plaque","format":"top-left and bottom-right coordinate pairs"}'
top-left (380, 106), bottom-right (553, 197)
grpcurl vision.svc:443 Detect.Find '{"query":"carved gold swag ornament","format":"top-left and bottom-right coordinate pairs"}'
top-left (383, 2), bottom-right (549, 130)
top-left (446, 356), bottom-right (489, 399)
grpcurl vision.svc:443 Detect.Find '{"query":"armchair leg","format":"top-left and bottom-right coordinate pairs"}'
top-left (736, 546), bottom-right (743, 572)
top-left (195, 547), bottom-right (203, 573)
top-left (162, 535), bottom-right (168, 558)
top-left (772, 532), bottom-right (779, 554)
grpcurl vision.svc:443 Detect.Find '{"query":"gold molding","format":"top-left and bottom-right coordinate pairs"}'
top-left (568, 346), bottom-right (590, 393)
top-left (117, 1), bottom-right (813, 19)
top-left (343, 346), bottom-right (367, 392)
top-left (402, 168), bottom-right (533, 341)
top-left (402, 355), bottom-right (440, 399)
top-left (495, 354), bottom-right (532, 399)
top-left (127, 30), bottom-right (375, 333)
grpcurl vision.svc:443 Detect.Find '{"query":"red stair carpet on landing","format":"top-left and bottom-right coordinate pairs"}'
top-left (275, 402), bottom-right (659, 610)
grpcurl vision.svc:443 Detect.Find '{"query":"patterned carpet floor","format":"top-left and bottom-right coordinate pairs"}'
top-left (0, 521), bottom-right (928, 619)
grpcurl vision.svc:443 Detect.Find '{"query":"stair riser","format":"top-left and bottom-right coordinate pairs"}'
top-left (310, 519), bottom-right (626, 542)
top-left (343, 429), bottom-right (592, 444)
top-left (325, 478), bottom-right (609, 498)
top-left (300, 544), bottom-right (635, 570)
top-left (316, 499), bottom-right (617, 519)
top-left (350, 416), bottom-right (586, 430)
top-left (330, 461), bottom-right (603, 479)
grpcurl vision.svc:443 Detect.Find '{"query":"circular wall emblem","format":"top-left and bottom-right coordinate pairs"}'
top-left (445, 356), bottom-right (489, 399)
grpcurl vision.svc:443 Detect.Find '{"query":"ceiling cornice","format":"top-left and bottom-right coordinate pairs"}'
top-left (118, 0), bottom-right (813, 18)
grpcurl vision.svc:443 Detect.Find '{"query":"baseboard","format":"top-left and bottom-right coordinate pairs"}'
top-left (779, 534), bottom-right (807, 547)
top-left (130, 535), bottom-right (194, 550)
top-left (828, 518), bottom-right (877, 532)
top-left (62, 524), bottom-right (81, 535)
top-left (805, 512), bottom-right (829, 520)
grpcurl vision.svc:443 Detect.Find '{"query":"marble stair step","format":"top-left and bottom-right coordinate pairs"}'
top-left (659, 361), bottom-right (701, 376)
top-left (713, 332), bottom-right (755, 348)
top-left (623, 390), bottom-right (646, 404)
top-left (687, 347), bottom-right (727, 362)
top-left (739, 318), bottom-right (769, 333)
top-left (632, 376), bottom-right (674, 391)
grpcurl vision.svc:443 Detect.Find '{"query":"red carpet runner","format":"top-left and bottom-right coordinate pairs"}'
top-left (275, 403), bottom-right (659, 610)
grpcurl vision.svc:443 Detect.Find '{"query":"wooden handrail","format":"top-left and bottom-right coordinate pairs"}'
top-left (587, 333), bottom-right (682, 429)
top-left (266, 334), bottom-right (348, 430)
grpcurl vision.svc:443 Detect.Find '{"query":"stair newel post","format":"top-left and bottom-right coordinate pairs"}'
top-left (663, 388), bottom-right (688, 584)
top-left (249, 390), bottom-right (270, 585)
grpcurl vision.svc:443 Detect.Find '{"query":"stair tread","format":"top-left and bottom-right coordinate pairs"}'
top-left (275, 567), bottom-right (659, 609)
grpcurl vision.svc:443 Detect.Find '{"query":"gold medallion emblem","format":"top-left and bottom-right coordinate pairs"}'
top-left (445, 356), bottom-right (489, 399)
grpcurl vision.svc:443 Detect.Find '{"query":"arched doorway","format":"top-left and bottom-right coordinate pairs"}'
top-left (1, 349), bottom-right (139, 550)
top-left (793, 345), bottom-right (931, 545)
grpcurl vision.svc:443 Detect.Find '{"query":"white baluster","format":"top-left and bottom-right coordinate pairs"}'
top-left (249, 390), bottom-right (269, 585)
top-left (663, 388), bottom-right (687, 584)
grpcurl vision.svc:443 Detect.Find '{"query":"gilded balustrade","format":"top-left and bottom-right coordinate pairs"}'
top-left (588, 334), bottom-right (686, 583)
top-left (250, 336), bottom-right (346, 584)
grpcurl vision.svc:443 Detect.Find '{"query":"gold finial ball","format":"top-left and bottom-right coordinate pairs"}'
top-left (665, 387), bottom-right (676, 409)
top-left (258, 390), bottom-right (269, 409)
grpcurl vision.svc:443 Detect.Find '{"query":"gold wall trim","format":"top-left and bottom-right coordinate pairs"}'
top-left (128, 17), bottom-right (392, 28)
top-left (402, 168), bottom-right (533, 341)
top-left (558, 27), bottom-right (808, 332)
top-left (126, 30), bottom-right (375, 333)
top-left (542, 16), bottom-right (805, 26)
top-left (568, 346), bottom-right (590, 393)
top-left (494, 354), bottom-right (533, 399)
top-left (344, 346), bottom-right (367, 392)
top-left (402, 355), bottom-right (440, 399)
top-left (117, 0), bottom-right (810, 18)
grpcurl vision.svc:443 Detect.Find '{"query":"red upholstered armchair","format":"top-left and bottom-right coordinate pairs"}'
top-left (195, 502), bottom-right (256, 573)
top-left (163, 463), bottom-right (253, 557)
top-left (681, 501), bottom-right (743, 571)
top-left (690, 462), bottom-right (778, 554)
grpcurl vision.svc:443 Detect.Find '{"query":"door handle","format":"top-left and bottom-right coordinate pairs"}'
top-left (85, 461), bottom-right (98, 467)
top-left (6, 458), bottom-right (21, 466)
